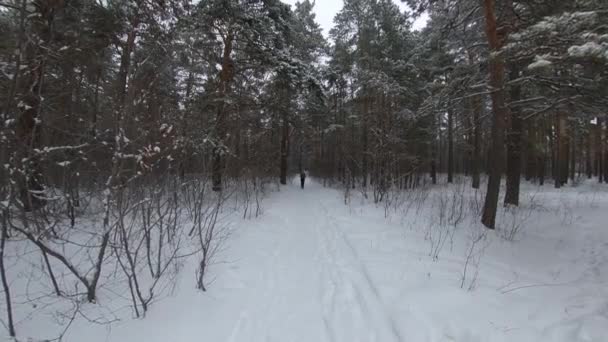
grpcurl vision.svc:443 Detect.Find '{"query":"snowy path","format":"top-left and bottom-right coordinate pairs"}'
top-left (222, 180), bottom-right (406, 342)
top-left (67, 179), bottom-right (608, 342)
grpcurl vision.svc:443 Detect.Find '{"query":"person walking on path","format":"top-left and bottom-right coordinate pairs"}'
top-left (300, 169), bottom-right (307, 189)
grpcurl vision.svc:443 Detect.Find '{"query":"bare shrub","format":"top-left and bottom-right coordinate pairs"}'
top-left (238, 172), bottom-right (267, 220)
top-left (412, 184), bottom-right (431, 215)
top-left (426, 192), bottom-right (451, 261)
top-left (498, 204), bottom-right (534, 241)
top-left (425, 182), bottom-right (473, 260)
top-left (467, 188), bottom-right (485, 222)
top-left (111, 177), bottom-right (185, 317)
top-left (1, 164), bottom-right (221, 338)
top-left (183, 178), bottom-right (231, 291)
top-left (460, 228), bottom-right (488, 291)
top-left (557, 197), bottom-right (575, 226)
top-left (383, 185), bottom-right (406, 219)
top-left (393, 185), bottom-right (430, 231)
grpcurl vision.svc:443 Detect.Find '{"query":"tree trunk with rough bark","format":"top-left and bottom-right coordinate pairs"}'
top-left (586, 122), bottom-right (593, 179)
top-left (447, 108), bottom-right (454, 183)
top-left (471, 95), bottom-right (482, 189)
top-left (480, 0), bottom-right (508, 229)
top-left (504, 65), bottom-right (523, 206)
top-left (554, 112), bottom-right (562, 188)
top-left (212, 32), bottom-right (235, 192)
top-left (280, 111), bottom-right (289, 185)
top-left (598, 117), bottom-right (608, 183)
top-left (16, 0), bottom-right (65, 211)
top-left (525, 120), bottom-right (536, 182)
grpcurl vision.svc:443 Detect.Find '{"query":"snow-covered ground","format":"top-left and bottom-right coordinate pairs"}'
top-left (9, 178), bottom-right (608, 342)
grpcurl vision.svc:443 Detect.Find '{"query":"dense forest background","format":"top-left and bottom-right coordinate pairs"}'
top-left (0, 0), bottom-right (607, 339)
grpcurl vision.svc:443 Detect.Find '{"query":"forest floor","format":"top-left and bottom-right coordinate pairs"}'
top-left (23, 178), bottom-right (608, 342)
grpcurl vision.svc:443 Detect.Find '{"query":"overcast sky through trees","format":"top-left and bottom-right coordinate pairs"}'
top-left (281, 0), bottom-right (429, 36)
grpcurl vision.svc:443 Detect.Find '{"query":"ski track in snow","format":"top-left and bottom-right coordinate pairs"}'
top-left (218, 180), bottom-right (408, 342)
top-left (317, 200), bottom-right (403, 342)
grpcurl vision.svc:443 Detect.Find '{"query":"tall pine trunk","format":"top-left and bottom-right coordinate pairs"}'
top-left (561, 115), bottom-right (570, 185)
top-left (538, 117), bottom-right (546, 185)
top-left (471, 95), bottom-right (482, 189)
top-left (595, 118), bottom-right (602, 182)
top-left (280, 111), bottom-right (289, 185)
top-left (362, 96), bottom-right (370, 189)
top-left (602, 117), bottom-right (607, 183)
top-left (430, 135), bottom-right (437, 185)
top-left (212, 33), bottom-right (235, 192)
top-left (480, 0), bottom-right (508, 229)
top-left (554, 112), bottom-right (562, 188)
top-left (525, 120), bottom-right (537, 182)
top-left (447, 108), bottom-right (454, 183)
top-left (504, 66), bottom-right (522, 206)
top-left (115, 22), bottom-right (138, 130)
top-left (16, 0), bottom-right (64, 211)
top-left (586, 122), bottom-right (593, 179)
top-left (570, 125), bottom-right (576, 181)
top-left (554, 112), bottom-right (569, 187)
